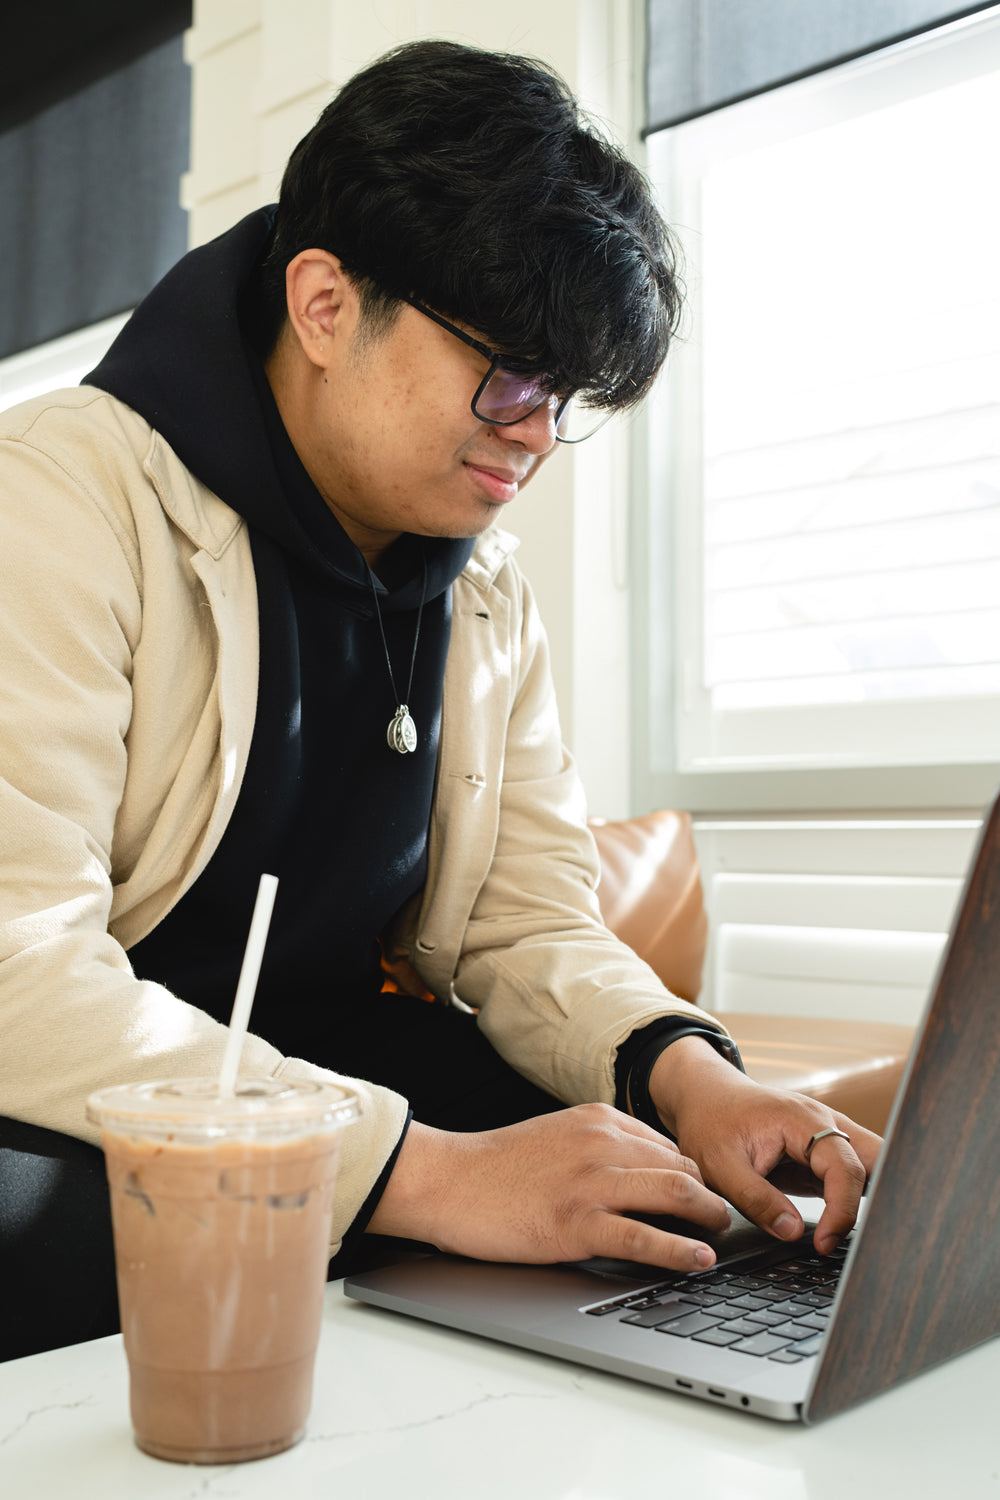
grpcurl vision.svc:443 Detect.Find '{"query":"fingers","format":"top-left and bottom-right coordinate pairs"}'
top-left (702, 1149), bottom-right (806, 1245)
top-left (554, 1109), bottom-right (731, 1266)
top-left (586, 1208), bottom-right (721, 1273)
top-left (832, 1114), bottom-right (882, 1180)
top-left (614, 1116), bottom-right (707, 1182)
top-left (569, 1159), bottom-right (732, 1272)
top-left (602, 1162), bottom-right (731, 1233)
top-left (802, 1118), bottom-right (877, 1253)
top-left (675, 1082), bottom-right (883, 1256)
top-left (571, 1111), bottom-right (732, 1269)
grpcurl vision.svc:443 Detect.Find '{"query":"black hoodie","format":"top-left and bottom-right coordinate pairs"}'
top-left (86, 209), bottom-right (475, 1060)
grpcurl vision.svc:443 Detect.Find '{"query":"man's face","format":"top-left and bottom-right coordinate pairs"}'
top-left (270, 264), bottom-right (559, 562)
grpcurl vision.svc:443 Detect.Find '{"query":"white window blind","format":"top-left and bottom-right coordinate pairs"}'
top-left (691, 815), bottom-right (977, 1022)
top-left (647, 9), bottom-right (1000, 778)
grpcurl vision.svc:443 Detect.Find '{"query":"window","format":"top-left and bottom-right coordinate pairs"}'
top-left (0, 313), bottom-right (128, 414)
top-left (638, 7), bottom-right (1000, 812)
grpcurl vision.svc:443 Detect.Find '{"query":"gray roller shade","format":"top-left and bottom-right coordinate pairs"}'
top-left (646, 0), bottom-right (996, 131)
top-left (0, 5), bottom-right (191, 361)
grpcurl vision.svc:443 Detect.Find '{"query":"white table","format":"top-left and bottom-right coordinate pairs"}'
top-left (2, 1278), bottom-right (998, 1499)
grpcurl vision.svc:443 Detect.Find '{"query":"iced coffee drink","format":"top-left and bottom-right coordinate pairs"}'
top-left (87, 1077), bottom-right (359, 1464)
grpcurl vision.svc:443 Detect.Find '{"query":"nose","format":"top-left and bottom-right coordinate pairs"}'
top-left (493, 400), bottom-right (559, 455)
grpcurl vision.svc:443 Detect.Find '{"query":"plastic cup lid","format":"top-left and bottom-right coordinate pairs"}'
top-left (86, 1076), bottom-right (361, 1140)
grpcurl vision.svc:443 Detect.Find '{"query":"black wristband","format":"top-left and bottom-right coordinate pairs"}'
top-left (618, 1021), bottom-right (744, 1138)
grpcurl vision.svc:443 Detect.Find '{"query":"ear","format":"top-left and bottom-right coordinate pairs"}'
top-left (283, 249), bottom-right (359, 369)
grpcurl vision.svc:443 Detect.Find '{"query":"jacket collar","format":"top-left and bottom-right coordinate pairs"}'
top-left (465, 525), bottom-right (520, 588)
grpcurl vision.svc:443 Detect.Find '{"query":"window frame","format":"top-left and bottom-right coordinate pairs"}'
top-left (633, 6), bottom-right (1000, 815)
top-left (0, 313), bottom-right (129, 413)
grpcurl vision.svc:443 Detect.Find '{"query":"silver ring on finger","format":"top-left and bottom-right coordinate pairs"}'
top-left (803, 1127), bottom-right (851, 1162)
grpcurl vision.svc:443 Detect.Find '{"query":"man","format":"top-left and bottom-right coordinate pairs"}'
top-left (0, 40), bottom-right (877, 1360)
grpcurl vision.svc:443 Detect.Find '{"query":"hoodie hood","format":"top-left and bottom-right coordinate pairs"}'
top-left (84, 208), bottom-right (473, 609)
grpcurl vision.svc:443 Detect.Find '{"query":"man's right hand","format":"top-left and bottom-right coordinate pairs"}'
top-left (365, 1104), bottom-right (732, 1272)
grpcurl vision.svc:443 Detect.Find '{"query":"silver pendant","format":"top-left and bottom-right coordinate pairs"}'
top-left (388, 705), bottom-right (418, 754)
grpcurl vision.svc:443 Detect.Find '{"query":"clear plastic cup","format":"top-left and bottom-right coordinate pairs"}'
top-left (87, 1076), bottom-right (360, 1464)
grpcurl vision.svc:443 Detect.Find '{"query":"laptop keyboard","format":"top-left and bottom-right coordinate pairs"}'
top-left (584, 1239), bottom-right (850, 1364)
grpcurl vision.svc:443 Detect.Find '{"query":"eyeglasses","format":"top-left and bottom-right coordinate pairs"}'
top-left (401, 295), bottom-right (611, 443)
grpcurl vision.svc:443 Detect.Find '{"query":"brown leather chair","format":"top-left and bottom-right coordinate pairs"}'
top-left (590, 810), bottom-right (914, 1135)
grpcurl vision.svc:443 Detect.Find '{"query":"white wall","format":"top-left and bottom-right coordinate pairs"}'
top-left (182, 0), bottom-right (646, 817)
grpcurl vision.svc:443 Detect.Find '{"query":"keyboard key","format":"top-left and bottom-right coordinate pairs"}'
top-left (745, 1308), bottom-right (793, 1328)
top-left (615, 1287), bottom-right (676, 1309)
top-left (718, 1317), bottom-right (766, 1338)
top-left (768, 1349), bottom-right (805, 1364)
top-left (709, 1303), bottom-right (761, 1322)
top-left (731, 1332), bottom-right (790, 1357)
top-left (621, 1301), bottom-right (688, 1328)
top-left (772, 1320), bottom-right (820, 1340)
top-left (677, 1292), bottom-right (729, 1309)
top-left (769, 1299), bottom-right (812, 1318)
top-left (692, 1327), bottom-right (744, 1347)
top-left (654, 1311), bottom-right (725, 1338)
top-left (788, 1335), bottom-right (824, 1357)
top-left (728, 1277), bottom-right (770, 1291)
top-left (798, 1312), bottom-right (830, 1332)
top-left (622, 1282), bottom-right (678, 1301)
top-left (727, 1295), bottom-right (771, 1312)
top-left (585, 1284), bottom-right (677, 1314)
top-left (696, 1282), bottom-right (751, 1301)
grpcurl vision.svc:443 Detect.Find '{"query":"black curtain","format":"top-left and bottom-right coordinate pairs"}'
top-left (0, 2), bottom-right (192, 361)
top-left (646, 0), bottom-right (997, 131)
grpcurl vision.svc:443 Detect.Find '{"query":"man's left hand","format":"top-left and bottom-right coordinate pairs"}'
top-left (647, 1035), bottom-right (881, 1254)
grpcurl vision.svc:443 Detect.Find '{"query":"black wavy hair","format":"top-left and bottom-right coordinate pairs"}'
top-left (259, 39), bottom-right (682, 410)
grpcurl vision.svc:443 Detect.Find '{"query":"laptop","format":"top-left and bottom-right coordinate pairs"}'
top-left (345, 790), bottom-right (1000, 1423)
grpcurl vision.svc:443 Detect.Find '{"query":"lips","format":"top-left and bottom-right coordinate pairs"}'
top-left (464, 461), bottom-right (526, 504)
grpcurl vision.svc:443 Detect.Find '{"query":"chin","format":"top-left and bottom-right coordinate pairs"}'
top-left (414, 503), bottom-right (504, 540)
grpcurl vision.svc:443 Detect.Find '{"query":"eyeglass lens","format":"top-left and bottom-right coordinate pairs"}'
top-left (473, 367), bottom-right (608, 443)
top-left (473, 367), bottom-right (551, 425)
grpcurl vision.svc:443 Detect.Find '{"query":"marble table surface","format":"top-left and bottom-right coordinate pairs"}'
top-left (3, 1276), bottom-right (999, 1499)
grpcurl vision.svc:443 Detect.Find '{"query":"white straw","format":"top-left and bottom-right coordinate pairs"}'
top-left (218, 873), bottom-right (279, 1096)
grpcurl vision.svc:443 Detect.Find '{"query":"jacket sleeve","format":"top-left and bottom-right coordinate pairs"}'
top-left (0, 406), bottom-right (407, 1252)
top-left (444, 559), bottom-right (733, 1108)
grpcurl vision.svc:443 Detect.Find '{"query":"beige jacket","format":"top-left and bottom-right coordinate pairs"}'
top-left (0, 387), bottom-right (725, 1249)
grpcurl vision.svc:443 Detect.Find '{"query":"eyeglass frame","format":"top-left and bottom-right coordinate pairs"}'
top-left (399, 293), bottom-right (611, 443)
